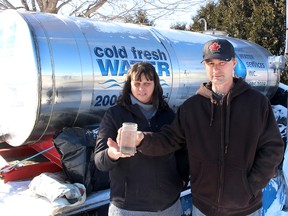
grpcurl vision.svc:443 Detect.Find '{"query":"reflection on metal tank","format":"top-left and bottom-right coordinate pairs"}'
top-left (0, 9), bottom-right (279, 146)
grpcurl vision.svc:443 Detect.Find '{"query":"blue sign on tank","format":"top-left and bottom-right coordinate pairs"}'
top-left (235, 55), bottom-right (247, 79)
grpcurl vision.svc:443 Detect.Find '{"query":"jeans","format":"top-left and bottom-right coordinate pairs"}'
top-left (192, 205), bottom-right (262, 216)
top-left (109, 199), bottom-right (183, 216)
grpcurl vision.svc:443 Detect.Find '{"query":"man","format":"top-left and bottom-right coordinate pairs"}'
top-left (119, 39), bottom-right (284, 215)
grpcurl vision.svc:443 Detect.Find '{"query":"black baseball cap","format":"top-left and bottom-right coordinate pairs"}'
top-left (202, 39), bottom-right (235, 62)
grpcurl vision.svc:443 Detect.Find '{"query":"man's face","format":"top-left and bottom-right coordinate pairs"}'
top-left (203, 58), bottom-right (237, 86)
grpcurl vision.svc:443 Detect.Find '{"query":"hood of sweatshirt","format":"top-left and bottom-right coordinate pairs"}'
top-left (195, 77), bottom-right (251, 153)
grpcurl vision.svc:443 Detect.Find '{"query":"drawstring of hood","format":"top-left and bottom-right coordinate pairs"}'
top-left (224, 92), bottom-right (232, 154)
top-left (196, 82), bottom-right (217, 127)
top-left (209, 98), bottom-right (216, 126)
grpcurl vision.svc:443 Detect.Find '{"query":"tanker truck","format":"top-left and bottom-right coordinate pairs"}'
top-left (0, 9), bottom-right (287, 216)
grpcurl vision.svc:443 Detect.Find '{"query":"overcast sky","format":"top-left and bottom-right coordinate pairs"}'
top-left (154, 11), bottom-right (194, 28)
top-left (147, 2), bottom-right (204, 28)
top-left (146, 0), bottom-right (212, 28)
top-left (10, 0), bottom-right (204, 29)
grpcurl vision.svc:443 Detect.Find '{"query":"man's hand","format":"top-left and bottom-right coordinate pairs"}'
top-left (136, 131), bottom-right (144, 146)
top-left (116, 127), bottom-right (144, 147)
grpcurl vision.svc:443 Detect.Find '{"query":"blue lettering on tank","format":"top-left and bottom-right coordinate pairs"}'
top-left (96, 59), bottom-right (171, 77)
top-left (157, 62), bottom-right (170, 76)
top-left (118, 60), bottom-right (130, 76)
top-left (97, 59), bottom-right (119, 76)
top-left (94, 45), bottom-right (171, 78)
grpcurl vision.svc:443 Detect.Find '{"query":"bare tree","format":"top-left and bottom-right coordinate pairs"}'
top-left (0, 0), bottom-right (208, 24)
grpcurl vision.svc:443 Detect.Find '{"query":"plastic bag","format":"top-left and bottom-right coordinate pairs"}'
top-left (53, 127), bottom-right (110, 194)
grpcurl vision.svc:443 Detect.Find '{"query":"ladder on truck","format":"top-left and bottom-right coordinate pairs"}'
top-left (0, 138), bottom-right (62, 182)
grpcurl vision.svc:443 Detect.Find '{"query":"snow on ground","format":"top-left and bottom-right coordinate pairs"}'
top-left (265, 103), bottom-right (288, 215)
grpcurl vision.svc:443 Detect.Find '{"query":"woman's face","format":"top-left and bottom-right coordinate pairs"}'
top-left (131, 73), bottom-right (155, 104)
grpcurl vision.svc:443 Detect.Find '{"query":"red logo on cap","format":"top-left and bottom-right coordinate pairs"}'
top-left (209, 42), bottom-right (221, 52)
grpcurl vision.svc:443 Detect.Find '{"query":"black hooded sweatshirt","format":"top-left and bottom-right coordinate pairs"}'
top-left (138, 78), bottom-right (284, 216)
top-left (94, 103), bottom-right (189, 212)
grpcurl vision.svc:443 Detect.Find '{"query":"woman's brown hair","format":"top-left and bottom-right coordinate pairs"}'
top-left (117, 62), bottom-right (168, 110)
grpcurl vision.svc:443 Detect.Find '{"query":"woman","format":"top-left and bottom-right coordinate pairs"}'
top-left (94, 62), bottom-right (189, 216)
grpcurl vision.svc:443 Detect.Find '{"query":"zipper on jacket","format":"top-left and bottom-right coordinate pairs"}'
top-left (217, 99), bottom-right (225, 209)
top-left (224, 145), bottom-right (228, 154)
top-left (147, 120), bottom-right (151, 127)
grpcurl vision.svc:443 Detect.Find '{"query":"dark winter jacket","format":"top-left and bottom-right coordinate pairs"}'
top-left (94, 103), bottom-right (189, 212)
top-left (138, 78), bottom-right (284, 215)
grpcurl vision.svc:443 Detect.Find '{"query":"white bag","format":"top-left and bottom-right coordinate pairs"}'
top-left (29, 172), bottom-right (86, 214)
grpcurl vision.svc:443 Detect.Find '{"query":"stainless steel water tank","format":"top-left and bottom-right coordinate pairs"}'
top-left (0, 9), bottom-right (279, 146)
